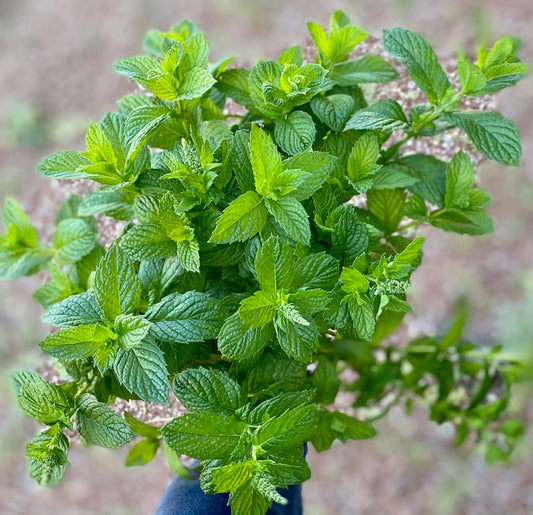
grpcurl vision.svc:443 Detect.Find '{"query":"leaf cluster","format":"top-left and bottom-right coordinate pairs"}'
top-left (3, 11), bottom-right (528, 514)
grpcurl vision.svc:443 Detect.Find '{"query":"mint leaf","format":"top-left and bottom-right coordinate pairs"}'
top-left (42, 292), bottom-right (103, 328)
top-left (250, 125), bottom-right (283, 194)
top-left (124, 411), bottom-right (161, 438)
top-left (348, 296), bottom-right (375, 341)
top-left (173, 368), bottom-right (246, 414)
top-left (114, 314), bottom-right (152, 350)
top-left (445, 151), bottom-right (475, 209)
top-left (26, 425), bottom-right (69, 486)
top-left (293, 253), bottom-right (339, 290)
top-left (37, 151), bottom-right (92, 180)
top-left (113, 340), bottom-right (170, 403)
top-left (254, 404), bottom-right (317, 452)
top-left (177, 68), bottom-right (216, 100)
top-left (274, 111), bottom-right (316, 156)
top-left (255, 237), bottom-right (295, 292)
top-left (210, 191), bottom-right (267, 244)
top-left (125, 437), bottom-right (159, 466)
top-left (341, 267), bottom-right (369, 294)
top-left (162, 412), bottom-right (246, 460)
top-left (383, 28), bottom-right (449, 104)
top-left (39, 323), bottom-right (115, 360)
top-left (429, 208), bottom-right (494, 235)
top-left (211, 461), bottom-right (254, 492)
top-left (332, 206), bottom-right (369, 265)
top-left (145, 291), bottom-right (223, 343)
top-left (120, 223), bottom-right (177, 261)
top-left (75, 393), bottom-right (135, 448)
top-left (11, 370), bottom-right (73, 426)
top-left (367, 188), bottom-right (406, 234)
top-left (282, 152), bottom-right (337, 201)
top-left (345, 99), bottom-right (408, 131)
top-left (328, 55), bottom-right (399, 85)
top-left (53, 219), bottom-right (97, 265)
top-left (274, 315), bottom-right (319, 361)
top-left (229, 483), bottom-right (270, 515)
top-left (239, 290), bottom-right (277, 329)
top-left (446, 111), bottom-right (522, 166)
top-left (94, 246), bottom-right (141, 320)
top-left (265, 196), bottom-right (311, 245)
top-left (217, 312), bottom-right (274, 362)
top-left (310, 94), bottom-right (356, 131)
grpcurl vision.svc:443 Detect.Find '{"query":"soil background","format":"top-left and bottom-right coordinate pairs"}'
top-left (0, 1), bottom-right (532, 514)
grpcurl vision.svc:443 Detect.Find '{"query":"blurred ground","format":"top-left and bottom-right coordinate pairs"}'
top-left (0, 0), bottom-right (532, 513)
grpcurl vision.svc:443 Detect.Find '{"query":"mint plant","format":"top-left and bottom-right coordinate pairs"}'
top-left (3, 10), bottom-right (528, 513)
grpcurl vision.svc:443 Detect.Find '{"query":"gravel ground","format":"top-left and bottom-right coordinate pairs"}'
top-left (0, 1), bottom-right (532, 514)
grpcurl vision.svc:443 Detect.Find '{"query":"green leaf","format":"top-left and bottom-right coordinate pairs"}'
top-left (396, 154), bottom-right (447, 207)
top-left (250, 125), bottom-right (283, 194)
top-left (211, 461), bottom-right (254, 492)
top-left (248, 60), bottom-right (285, 119)
top-left (274, 315), bottom-right (319, 361)
top-left (113, 340), bottom-right (170, 403)
top-left (162, 412), bottom-right (246, 460)
top-left (241, 353), bottom-right (307, 395)
top-left (239, 290), bottom-right (277, 329)
top-left (293, 253), bottom-right (339, 290)
top-left (429, 208), bottom-right (494, 235)
top-left (114, 56), bottom-right (177, 100)
top-left (177, 68), bottom-right (216, 100)
top-left (26, 425), bottom-right (69, 486)
top-left (39, 323), bottom-right (115, 360)
top-left (37, 151), bottom-right (92, 180)
top-left (457, 59), bottom-right (487, 95)
top-left (345, 99), bottom-right (408, 131)
top-left (255, 237), bottom-right (295, 292)
top-left (254, 404), bottom-right (317, 452)
top-left (3, 198), bottom-right (38, 245)
top-left (265, 196), bottom-right (311, 245)
top-left (120, 223), bottom-right (177, 261)
top-left (53, 219), bottom-right (97, 265)
top-left (274, 111), bottom-right (316, 156)
top-left (348, 296), bottom-right (375, 341)
top-left (278, 45), bottom-right (303, 66)
top-left (114, 314), bottom-right (152, 350)
top-left (310, 94), bottom-right (356, 131)
top-left (42, 292), bottom-right (103, 328)
top-left (341, 267), bottom-right (369, 294)
top-left (33, 265), bottom-right (82, 309)
top-left (145, 291), bottom-right (222, 343)
top-left (367, 188), bottom-right (406, 234)
top-left (229, 483), bottom-right (270, 515)
top-left (78, 189), bottom-right (136, 220)
top-left (329, 411), bottom-right (377, 441)
top-left (209, 191), bottom-right (267, 244)
top-left (445, 151), bottom-right (475, 209)
top-left (328, 56), bottom-right (399, 85)
top-left (94, 246), bottom-right (141, 320)
top-left (383, 28), bottom-right (449, 104)
top-left (85, 121), bottom-right (116, 165)
top-left (11, 370), bottom-right (72, 426)
top-left (124, 411), bottom-right (161, 438)
top-left (446, 111), bottom-right (522, 166)
top-left (125, 437), bottom-right (160, 466)
top-left (312, 360), bottom-right (341, 405)
top-left (75, 393), bottom-right (135, 449)
top-left (218, 312), bottom-right (274, 362)
top-left (282, 152), bottom-right (337, 201)
top-left (392, 236), bottom-right (424, 270)
top-left (332, 207), bottom-right (369, 265)
top-left (173, 368), bottom-right (246, 414)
